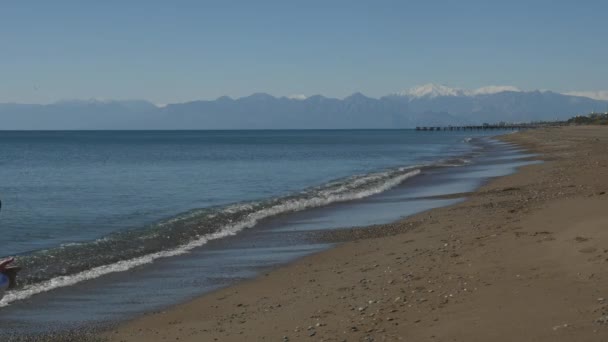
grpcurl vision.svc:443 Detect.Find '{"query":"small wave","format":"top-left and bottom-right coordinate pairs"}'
top-left (1, 230), bottom-right (223, 307)
top-left (1, 168), bottom-right (421, 306)
top-left (437, 158), bottom-right (472, 167)
top-left (463, 137), bottom-right (473, 143)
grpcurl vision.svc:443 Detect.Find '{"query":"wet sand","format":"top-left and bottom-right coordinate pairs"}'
top-left (103, 126), bottom-right (608, 341)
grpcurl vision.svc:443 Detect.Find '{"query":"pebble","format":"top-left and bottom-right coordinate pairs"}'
top-left (552, 323), bottom-right (569, 331)
top-left (596, 316), bottom-right (608, 325)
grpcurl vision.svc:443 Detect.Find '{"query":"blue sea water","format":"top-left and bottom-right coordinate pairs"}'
top-left (0, 129), bottom-right (533, 332)
top-left (0, 130), bottom-right (475, 256)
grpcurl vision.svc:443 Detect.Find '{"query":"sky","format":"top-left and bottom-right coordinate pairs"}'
top-left (1, 0), bottom-right (608, 104)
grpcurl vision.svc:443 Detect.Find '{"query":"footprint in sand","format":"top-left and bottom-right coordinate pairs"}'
top-left (579, 247), bottom-right (597, 254)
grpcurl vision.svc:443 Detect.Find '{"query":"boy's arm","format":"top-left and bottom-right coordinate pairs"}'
top-left (0, 257), bottom-right (15, 272)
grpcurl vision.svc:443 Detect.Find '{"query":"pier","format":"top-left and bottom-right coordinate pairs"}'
top-left (415, 123), bottom-right (550, 131)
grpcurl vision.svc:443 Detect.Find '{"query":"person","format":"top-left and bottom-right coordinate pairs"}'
top-left (0, 257), bottom-right (16, 301)
top-left (0, 205), bottom-right (18, 300)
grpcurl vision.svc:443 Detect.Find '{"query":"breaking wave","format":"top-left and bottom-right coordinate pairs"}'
top-left (1, 165), bottom-right (430, 307)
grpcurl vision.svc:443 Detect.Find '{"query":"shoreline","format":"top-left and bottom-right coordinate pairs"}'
top-left (39, 126), bottom-right (608, 340)
top-left (0, 130), bottom-right (484, 319)
top-left (0, 132), bottom-right (515, 338)
top-left (93, 126), bottom-right (603, 341)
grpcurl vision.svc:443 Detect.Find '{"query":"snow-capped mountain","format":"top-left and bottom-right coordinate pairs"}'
top-left (399, 84), bottom-right (467, 98)
top-left (468, 85), bottom-right (522, 96)
top-left (397, 83), bottom-right (522, 98)
top-left (563, 90), bottom-right (608, 101)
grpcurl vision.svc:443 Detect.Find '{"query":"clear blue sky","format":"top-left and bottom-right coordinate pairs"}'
top-left (1, 0), bottom-right (607, 104)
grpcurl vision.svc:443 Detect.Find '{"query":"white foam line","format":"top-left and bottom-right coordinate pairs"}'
top-left (0, 169), bottom-right (420, 307)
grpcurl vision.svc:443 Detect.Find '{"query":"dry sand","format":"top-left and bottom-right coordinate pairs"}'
top-left (103, 126), bottom-right (608, 342)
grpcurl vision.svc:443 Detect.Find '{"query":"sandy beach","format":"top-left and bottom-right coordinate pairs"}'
top-left (102, 126), bottom-right (608, 342)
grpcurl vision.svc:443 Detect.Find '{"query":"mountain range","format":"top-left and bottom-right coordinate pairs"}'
top-left (1, 84), bottom-right (607, 129)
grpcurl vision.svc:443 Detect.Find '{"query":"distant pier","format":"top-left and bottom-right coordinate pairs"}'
top-left (415, 124), bottom-right (541, 131)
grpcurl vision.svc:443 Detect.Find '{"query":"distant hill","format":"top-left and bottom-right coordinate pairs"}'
top-left (1, 85), bottom-right (606, 129)
top-left (389, 85), bottom-right (607, 124)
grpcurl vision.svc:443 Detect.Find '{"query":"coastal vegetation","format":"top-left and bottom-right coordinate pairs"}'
top-left (567, 112), bottom-right (608, 125)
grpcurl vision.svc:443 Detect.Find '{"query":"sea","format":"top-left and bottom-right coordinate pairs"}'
top-left (0, 130), bottom-right (537, 334)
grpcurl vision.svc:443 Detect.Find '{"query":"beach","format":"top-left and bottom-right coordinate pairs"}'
top-left (98, 126), bottom-right (608, 341)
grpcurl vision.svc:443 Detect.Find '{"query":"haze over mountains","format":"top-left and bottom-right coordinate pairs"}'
top-left (1, 84), bottom-right (607, 130)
